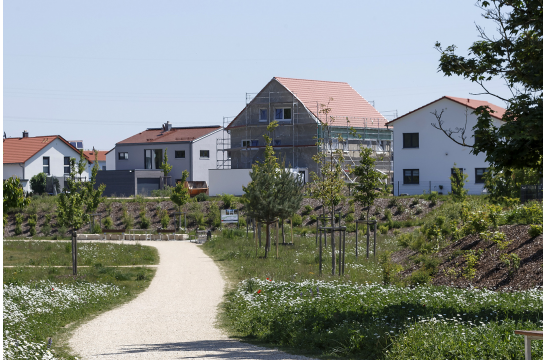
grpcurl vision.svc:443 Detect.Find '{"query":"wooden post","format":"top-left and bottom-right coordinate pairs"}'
top-left (355, 221), bottom-right (359, 260)
top-left (275, 221), bottom-right (279, 259)
top-left (374, 220), bottom-right (377, 260)
top-left (72, 230), bottom-right (77, 276)
top-left (319, 227), bottom-right (322, 276)
top-left (366, 222), bottom-right (370, 259)
top-left (281, 219), bottom-right (285, 244)
top-left (290, 218), bottom-right (293, 244)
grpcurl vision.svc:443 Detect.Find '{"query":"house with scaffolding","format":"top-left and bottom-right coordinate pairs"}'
top-left (209, 77), bottom-right (392, 195)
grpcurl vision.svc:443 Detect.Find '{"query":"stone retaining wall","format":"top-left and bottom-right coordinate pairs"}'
top-left (76, 234), bottom-right (190, 241)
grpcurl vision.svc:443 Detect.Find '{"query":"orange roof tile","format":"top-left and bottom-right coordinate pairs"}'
top-left (387, 96), bottom-right (506, 125)
top-left (117, 126), bottom-right (222, 144)
top-left (3, 136), bottom-right (93, 164)
top-left (83, 150), bottom-right (108, 162)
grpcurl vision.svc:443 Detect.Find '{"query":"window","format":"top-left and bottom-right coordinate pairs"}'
top-left (175, 150), bottom-right (185, 158)
top-left (275, 108), bottom-right (291, 121)
top-left (64, 157), bottom-right (70, 174)
top-left (475, 168), bottom-right (487, 183)
top-left (242, 140), bottom-right (251, 147)
top-left (274, 139), bottom-right (281, 146)
top-left (259, 109), bottom-right (268, 121)
top-left (403, 133), bottom-right (419, 148)
top-left (118, 152), bottom-right (128, 160)
top-left (102, 166), bottom-right (106, 171)
top-left (144, 149), bottom-right (162, 169)
top-left (403, 169), bottom-right (419, 184)
top-left (43, 157), bottom-right (50, 175)
top-left (250, 140), bottom-right (259, 147)
top-left (200, 150), bottom-right (210, 159)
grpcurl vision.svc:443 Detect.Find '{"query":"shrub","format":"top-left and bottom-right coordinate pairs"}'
top-left (139, 209), bottom-right (151, 229)
top-left (14, 213), bottom-right (23, 235)
top-left (28, 214), bottom-right (37, 236)
top-left (373, 207), bottom-right (381, 216)
top-left (378, 251), bottom-right (402, 285)
top-left (292, 214), bottom-right (303, 227)
top-left (41, 224), bottom-right (51, 236)
top-left (407, 269), bottom-right (432, 286)
top-left (57, 225), bottom-right (67, 238)
top-left (463, 249), bottom-right (483, 279)
top-left (379, 225), bottom-right (388, 235)
top-left (345, 213), bottom-right (354, 223)
top-left (30, 172), bottom-right (47, 195)
top-left (529, 224), bottom-right (542, 237)
top-left (309, 214), bottom-right (317, 223)
top-left (500, 253), bottom-right (521, 275)
top-left (411, 198), bottom-right (419, 206)
top-left (195, 193), bottom-right (209, 202)
top-left (345, 222), bottom-right (356, 232)
top-left (388, 197), bottom-right (399, 207)
top-left (414, 205), bottom-right (423, 215)
top-left (348, 204), bottom-right (355, 214)
top-left (160, 212), bottom-right (170, 229)
top-left (428, 191), bottom-right (438, 206)
top-left (221, 193), bottom-right (237, 209)
top-left (302, 205), bottom-right (313, 216)
top-left (393, 229), bottom-right (401, 236)
top-left (102, 216), bottom-right (114, 229)
top-left (384, 209), bottom-right (393, 222)
top-left (396, 204), bottom-right (405, 214)
top-left (123, 214), bottom-right (134, 230)
top-left (91, 223), bottom-right (102, 234)
top-left (208, 202), bottom-right (221, 228)
top-left (238, 217), bottom-right (247, 227)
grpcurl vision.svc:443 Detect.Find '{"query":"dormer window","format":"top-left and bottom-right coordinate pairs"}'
top-left (275, 108), bottom-right (291, 121)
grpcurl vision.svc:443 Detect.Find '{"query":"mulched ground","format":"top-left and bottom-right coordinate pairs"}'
top-left (395, 224), bottom-right (543, 291)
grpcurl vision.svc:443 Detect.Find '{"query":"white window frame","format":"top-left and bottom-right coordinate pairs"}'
top-left (241, 140), bottom-right (251, 148)
top-left (274, 108), bottom-right (292, 121)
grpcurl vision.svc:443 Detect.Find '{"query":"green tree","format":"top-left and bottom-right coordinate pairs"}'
top-left (56, 158), bottom-right (89, 237)
top-left (160, 148), bottom-right (173, 177)
top-left (243, 121), bottom-right (304, 258)
top-left (434, 0), bottom-right (542, 171)
top-left (450, 163), bottom-right (469, 202)
top-left (484, 164), bottom-right (542, 202)
top-left (3, 176), bottom-right (31, 232)
top-left (83, 151), bottom-right (106, 228)
top-left (353, 147), bottom-right (387, 222)
top-left (29, 172), bottom-right (47, 195)
top-left (170, 170), bottom-right (190, 228)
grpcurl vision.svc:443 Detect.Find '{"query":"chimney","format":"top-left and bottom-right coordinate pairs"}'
top-left (166, 121), bottom-right (172, 131)
top-left (22, 130), bottom-right (29, 138)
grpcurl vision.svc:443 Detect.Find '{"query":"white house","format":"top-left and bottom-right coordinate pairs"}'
top-left (82, 150), bottom-right (108, 171)
top-left (387, 96), bottom-right (505, 196)
top-left (3, 132), bottom-right (92, 193)
top-left (105, 148), bottom-right (116, 170)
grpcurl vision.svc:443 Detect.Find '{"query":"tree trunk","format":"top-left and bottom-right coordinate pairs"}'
top-left (264, 223), bottom-right (270, 258)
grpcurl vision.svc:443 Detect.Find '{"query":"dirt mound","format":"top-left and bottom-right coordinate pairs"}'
top-left (396, 224), bottom-right (543, 291)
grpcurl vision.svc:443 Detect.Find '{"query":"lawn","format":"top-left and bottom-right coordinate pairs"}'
top-left (3, 241), bottom-right (158, 360)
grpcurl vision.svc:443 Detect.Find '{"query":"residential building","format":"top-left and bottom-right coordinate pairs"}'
top-left (387, 96), bottom-right (506, 196)
top-left (212, 77), bottom-right (392, 195)
top-left (83, 149), bottom-right (108, 171)
top-left (113, 122), bottom-right (224, 186)
top-left (3, 131), bottom-right (92, 193)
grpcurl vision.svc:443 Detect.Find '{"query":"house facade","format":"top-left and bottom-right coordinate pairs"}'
top-left (3, 132), bottom-right (92, 193)
top-left (113, 122), bottom-right (224, 185)
top-left (387, 96), bottom-right (506, 196)
top-left (223, 77), bottom-right (392, 183)
top-left (83, 150), bottom-right (108, 171)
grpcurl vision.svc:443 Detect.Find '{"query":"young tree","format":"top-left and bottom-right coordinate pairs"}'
top-left (29, 172), bottom-right (47, 195)
top-left (450, 163), bottom-right (469, 202)
top-left (170, 170), bottom-right (190, 229)
top-left (243, 121), bottom-right (304, 258)
top-left (3, 176), bottom-right (31, 233)
top-left (160, 147), bottom-right (173, 177)
top-left (83, 151), bottom-right (106, 227)
top-left (353, 147), bottom-right (387, 222)
top-left (434, 0), bottom-right (542, 171)
top-left (56, 158), bottom-right (89, 237)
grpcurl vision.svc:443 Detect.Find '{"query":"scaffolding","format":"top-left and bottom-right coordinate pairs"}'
top-left (217, 92), bottom-right (395, 183)
top-left (216, 116), bottom-right (233, 169)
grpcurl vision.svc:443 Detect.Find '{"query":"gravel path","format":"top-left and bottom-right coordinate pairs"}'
top-left (69, 241), bottom-right (312, 359)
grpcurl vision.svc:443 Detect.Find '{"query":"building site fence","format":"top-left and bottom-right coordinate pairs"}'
top-left (521, 184), bottom-right (543, 203)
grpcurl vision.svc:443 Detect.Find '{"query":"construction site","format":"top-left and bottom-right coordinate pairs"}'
top-left (211, 77), bottom-right (394, 195)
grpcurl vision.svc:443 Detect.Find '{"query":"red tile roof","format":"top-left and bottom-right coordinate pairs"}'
top-left (83, 150), bottom-right (108, 162)
top-left (117, 126), bottom-right (222, 144)
top-left (386, 96), bottom-right (506, 125)
top-left (3, 136), bottom-right (93, 164)
top-left (227, 77), bottom-right (388, 129)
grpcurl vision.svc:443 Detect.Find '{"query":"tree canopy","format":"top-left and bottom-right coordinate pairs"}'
top-left (435, 0), bottom-right (542, 170)
top-left (353, 147), bottom-right (386, 221)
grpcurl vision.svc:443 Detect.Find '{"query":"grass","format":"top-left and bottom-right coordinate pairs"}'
top-left (3, 242), bottom-right (157, 360)
top-left (202, 198), bottom-right (544, 359)
top-left (4, 241), bottom-right (159, 267)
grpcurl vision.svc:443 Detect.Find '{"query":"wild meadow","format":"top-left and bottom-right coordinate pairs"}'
top-left (3, 242), bottom-right (157, 360)
top-left (202, 197), bottom-right (543, 359)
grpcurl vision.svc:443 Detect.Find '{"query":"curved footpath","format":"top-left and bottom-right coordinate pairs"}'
top-left (69, 241), bottom-right (312, 359)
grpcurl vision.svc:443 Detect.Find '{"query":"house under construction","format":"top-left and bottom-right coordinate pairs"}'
top-left (218, 77), bottom-right (393, 184)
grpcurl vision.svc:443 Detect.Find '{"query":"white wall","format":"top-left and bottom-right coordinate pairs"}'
top-left (209, 169), bottom-right (252, 196)
top-left (392, 98), bottom-right (504, 196)
top-left (191, 129), bottom-right (224, 184)
top-left (106, 150), bottom-right (116, 170)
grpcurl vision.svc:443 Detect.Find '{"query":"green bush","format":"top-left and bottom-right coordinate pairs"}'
top-left (309, 214), bottom-right (317, 223)
top-left (102, 216), bottom-right (113, 229)
top-left (529, 224), bottom-right (542, 237)
top-left (30, 172), bottom-right (47, 195)
top-left (428, 191), bottom-right (438, 206)
top-left (221, 193), bottom-right (237, 209)
top-left (57, 225), bottom-right (67, 238)
top-left (406, 269), bottom-right (432, 286)
top-left (139, 209), bottom-right (151, 229)
top-left (346, 222), bottom-right (356, 232)
top-left (91, 223), bottom-right (102, 234)
top-left (160, 212), bottom-right (170, 229)
top-left (41, 224), bottom-right (51, 236)
top-left (28, 214), bottom-right (37, 236)
top-left (195, 193), bottom-right (209, 202)
top-left (378, 251), bottom-right (402, 285)
top-left (396, 204), bottom-right (405, 214)
top-left (379, 225), bottom-right (388, 235)
top-left (14, 213), bottom-right (23, 235)
top-left (388, 197), bottom-right (399, 207)
top-left (345, 213), bottom-right (354, 223)
top-left (123, 214), bottom-right (134, 230)
top-left (292, 214), bottom-right (303, 227)
top-left (238, 217), bottom-right (247, 227)
top-left (302, 205), bottom-right (313, 216)
top-left (208, 202), bottom-right (221, 228)
top-left (384, 209), bottom-right (393, 222)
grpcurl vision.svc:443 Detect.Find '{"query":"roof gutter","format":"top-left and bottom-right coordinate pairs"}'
top-left (18, 162), bottom-right (25, 181)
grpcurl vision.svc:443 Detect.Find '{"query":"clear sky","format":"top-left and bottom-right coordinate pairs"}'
top-left (3, 1), bottom-right (511, 151)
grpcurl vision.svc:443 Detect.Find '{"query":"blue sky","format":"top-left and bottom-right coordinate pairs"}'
top-left (3, 1), bottom-right (511, 150)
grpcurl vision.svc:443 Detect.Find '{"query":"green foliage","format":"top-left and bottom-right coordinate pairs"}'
top-left (102, 216), bottom-right (113, 229)
top-left (139, 209), bottom-right (151, 229)
top-left (529, 224), bottom-right (543, 237)
top-left (160, 211), bottom-right (170, 229)
top-left (291, 214), bottom-right (303, 227)
top-left (449, 164), bottom-right (468, 201)
top-left (309, 214), bottom-right (317, 223)
top-left (122, 213), bottom-right (134, 230)
top-left (194, 192), bottom-right (209, 202)
top-left (505, 201), bottom-right (543, 225)
top-left (220, 193), bottom-right (237, 209)
top-left (302, 204), bottom-right (313, 216)
top-left (384, 209), bottom-right (393, 222)
top-left (159, 147), bottom-right (173, 177)
top-left (378, 251), bottom-right (402, 285)
top-left (84, 150), bottom-right (106, 216)
top-left (4, 176), bottom-right (31, 230)
top-left (207, 202), bottom-right (221, 228)
top-left (41, 223), bottom-right (51, 236)
top-left (345, 213), bottom-right (354, 223)
top-left (428, 191), bottom-right (438, 206)
top-left (435, 0), bottom-right (542, 171)
top-left (29, 172), bottom-right (47, 195)
top-left (14, 214), bottom-right (23, 235)
top-left (379, 225), bottom-right (388, 235)
top-left (91, 222), bottom-right (102, 234)
top-left (27, 214), bottom-right (37, 236)
top-left (388, 197), bottom-right (399, 207)
top-left (353, 147), bottom-right (386, 221)
top-left (463, 249), bottom-right (483, 280)
top-left (500, 253), bottom-right (521, 275)
top-left (170, 170), bottom-right (190, 211)
top-left (396, 204), bottom-right (405, 214)
top-left (484, 165), bottom-right (542, 202)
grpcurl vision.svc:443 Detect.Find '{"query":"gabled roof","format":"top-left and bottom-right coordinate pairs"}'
top-left (227, 77), bottom-right (388, 129)
top-left (386, 96), bottom-right (506, 125)
top-left (83, 150), bottom-right (108, 162)
top-left (3, 135), bottom-right (93, 164)
top-left (117, 126), bottom-right (222, 145)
